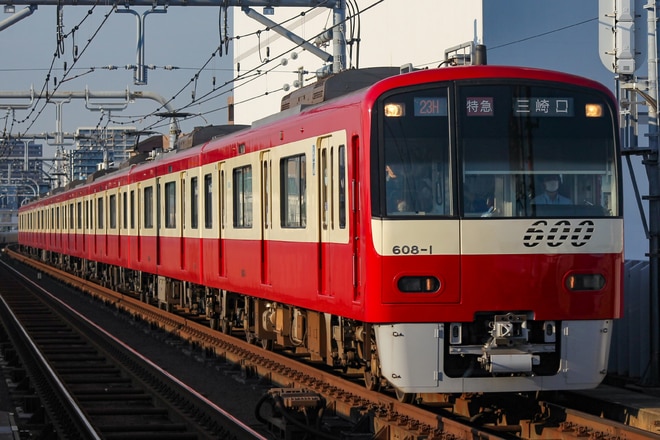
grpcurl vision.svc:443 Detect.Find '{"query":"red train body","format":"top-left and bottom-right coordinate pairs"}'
top-left (19, 65), bottom-right (623, 395)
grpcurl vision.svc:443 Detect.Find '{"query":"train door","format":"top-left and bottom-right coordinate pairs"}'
top-left (218, 163), bottom-right (226, 278)
top-left (137, 183), bottom-right (142, 263)
top-left (318, 136), bottom-right (349, 297)
top-left (179, 172), bottom-right (185, 270)
top-left (156, 177), bottom-right (161, 266)
top-left (219, 162), bottom-right (228, 277)
top-left (76, 200), bottom-right (81, 254)
top-left (109, 188), bottom-right (119, 260)
top-left (85, 199), bottom-right (90, 256)
top-left (92, 196), bottom-right (98, 256)
top-left (349, 137), bottom-right (359, 301)
top-left (260, 151), bottom-right (272, 285)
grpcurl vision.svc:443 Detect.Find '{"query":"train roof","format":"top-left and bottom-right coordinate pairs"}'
top-left (19, 64), bottom-right (615, 213)
top-left (279, 66), bottom-right (401, 111)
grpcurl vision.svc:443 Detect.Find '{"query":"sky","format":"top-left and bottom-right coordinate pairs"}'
top-left (0, 4), bottom-right (236, 139)
top-left (0, 0), bottom-right (652, 260)
top-left (0, 1), bottom-right (616, 143)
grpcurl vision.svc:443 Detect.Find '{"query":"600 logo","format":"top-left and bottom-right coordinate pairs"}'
top-left (522, 220), bottom-right (595, 248)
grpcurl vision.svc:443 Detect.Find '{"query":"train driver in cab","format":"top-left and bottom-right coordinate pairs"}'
top-left (533, 174), bottom-right (571, 205)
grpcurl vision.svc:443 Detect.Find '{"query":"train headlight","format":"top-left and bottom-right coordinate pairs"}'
top-left (565, 273), bottom-right (605, 291)
top-left (384, 103), bottom-right (405, 117)
top-left (585, 103), bottom-right (603, 118)
top-left (397, 276), bottom-right (440, 293)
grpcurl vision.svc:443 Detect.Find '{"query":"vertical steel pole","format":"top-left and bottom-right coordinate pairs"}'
top-left (333, 0), bottom-right (346, 73)
top-left (642, 0), bottom-right (660, 386)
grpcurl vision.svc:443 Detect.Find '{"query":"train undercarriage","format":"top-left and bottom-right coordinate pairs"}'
top-left (28, 246), bottom-right (574, 400)
top-left (31, 248), bottom-right (388, 391)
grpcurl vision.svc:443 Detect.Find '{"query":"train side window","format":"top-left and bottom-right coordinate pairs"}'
top-left (130, 190), bottom-right (135, 229)
top-left (233, 165), bottom-right (253, 228)
top-left (123, 192), bottom-right (128, 229)
top-left (144, 186), bottom-right (153, 229)
top-left (181, 179), bottom-right (186, 230)
top-left (77, 202), bottom-right (82, 230)
top-left (109, 194), bottom-right (117, 229)
top-left (204, 174), bottom-right (213, 229)
top-left (69, 203), bottom-right (74, 230)
top-left (339, 145), bottom-right (346, 229)
top-left (164, 181), bottom-right (176, 228)
top-left (321, 148), bottom-right (328, 229)
top-left (280, 154), bottom-right (306, 228)
top-left (220, 170), bottom-right (226, 228)
top-left (191, 177), bottom-right (198, 229)
top-left (97, 197), bottom-right (104, 229)
top-left (262, 159), bottom-right (270, 229)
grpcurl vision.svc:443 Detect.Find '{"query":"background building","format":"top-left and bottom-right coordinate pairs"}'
top-left (0, 140), bottom-right (46, 207)
top-left (69, 127), bottom-right (138, 182)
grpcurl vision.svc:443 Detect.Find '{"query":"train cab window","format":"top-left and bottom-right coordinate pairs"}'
top-left (109, 194), bottom-right (117, 229)
top-left (376, 87), bottom-right (451, 217)
top-left (144, 186), bottom-right (154, 229)
top-left (280, 154), bottom-right (306, 228)
top-left (458, 83), bottom-right (618, 218)
top-left (233, 166), bottom-right (253, 228)
top-left (191, 177), bottom-right (199, 229)
top-left (165, 181), bottom-right (176, 228)
top-left (97, 197), bottom-right (104, 229)
top-left (204, 174), bottom-right (213, 229)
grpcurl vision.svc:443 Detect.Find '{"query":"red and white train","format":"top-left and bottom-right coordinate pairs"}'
top-left (18, 64), bottom-right (623, 397)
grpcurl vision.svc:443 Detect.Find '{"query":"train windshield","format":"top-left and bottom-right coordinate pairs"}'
top-left (375, 81), bottom-right (618, 218)
top-left (379, 88), bottom-right (452, 216)
top-left (459, 82), bottom-right (618, 218)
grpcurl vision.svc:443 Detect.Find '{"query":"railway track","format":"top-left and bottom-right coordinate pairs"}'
top-left (0, 255), bottom-right (266, 439)
top-left (3, 247), bottom-right (659, 440)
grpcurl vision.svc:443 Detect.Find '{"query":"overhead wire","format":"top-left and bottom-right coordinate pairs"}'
top-left (128, 0), bottom-right (384, 131)
top-left (111, 1), bottom-right (333, 128)
top-left (106, 2), bottom-right (333, 129)
top-left (11, 2), bottom-right (112, 138)
top-left (488, 17), bottom-right (597, 50)
top-left (414, 16), bottom-right (598, 70)
top-left (10, 0), bottom-right (383, 138)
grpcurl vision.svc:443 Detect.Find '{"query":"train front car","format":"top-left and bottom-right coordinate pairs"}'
top-left (366, 66), bottom-right (622, 394)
